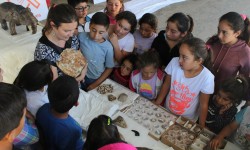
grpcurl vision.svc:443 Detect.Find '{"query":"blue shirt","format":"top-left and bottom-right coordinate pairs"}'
top-left (36, 103), bottom-right (84, 150)
top-left (78, 32), bottom-right (114, 79)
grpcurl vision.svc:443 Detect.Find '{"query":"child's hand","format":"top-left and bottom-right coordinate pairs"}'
top-left (210, 136), bottom-right (223, 150)
top-left (153, 99), bottom-right (162, 105)
top-left (109, 33), bottom-right (118, 45)
top-left (246, 134), bottom-right (250, 141)
top-left (0, 68), bottom-right (3, 82)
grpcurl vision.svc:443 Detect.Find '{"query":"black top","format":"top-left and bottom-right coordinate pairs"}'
top-left (151, 30), bottom-right (180, 67)
top-left (205, 97), bottom-right (237, 134)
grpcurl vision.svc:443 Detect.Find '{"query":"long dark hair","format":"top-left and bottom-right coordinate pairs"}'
top-left (84, 115), bottom-right (124, 150)
top-left (42, 4), bottom-right (78, 35)
top-left (14, 60), bottom-right (53, 91)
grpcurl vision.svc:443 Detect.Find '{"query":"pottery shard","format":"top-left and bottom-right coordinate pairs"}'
top-left (108, 94), bottom-right (116, 101)
top-left (118, 93), bottom-right (128, 102)
top-left (113, 116), bottom-right (127, 128)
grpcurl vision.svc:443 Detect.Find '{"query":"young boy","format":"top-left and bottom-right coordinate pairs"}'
top-left (36, 75), bottom-right (84, 150)
top-left (0, 82), bottom-right (27, 150)
top-left (68, 0), bottom-right (91, 33)
top-left (78, 12), bottom-right (114, 91)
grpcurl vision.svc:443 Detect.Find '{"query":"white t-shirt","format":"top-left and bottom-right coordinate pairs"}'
top-left (25, 85), bottom-right (49, 117)
top-left (118, 32), bottom-right (135, 53)
top-left (164, 58), bottom-right (214, 121)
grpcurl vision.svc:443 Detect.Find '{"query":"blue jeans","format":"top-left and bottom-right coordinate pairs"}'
top-left (81, 76), bottom-right (97, 91)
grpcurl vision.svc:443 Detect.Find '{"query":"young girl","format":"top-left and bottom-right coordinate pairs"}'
top-left (109, 11), bottom-right (137, 65)
top-left (68, 0), bottom-right (91, 32)
top-left (14, 60), bottom-right (53, 117)
top-left (83, 115), bottom-right (136, 150)
top-left (13, 61), bottom-right (52, 148)
top-left (111, 54), bottom-right (137, 88)
top-left (206, 76), bottom-right (248, 134)
top-left (129, 51), bottom-right (164, 100)
top-left (151, 12), bottom-right (193, 68)
top-left (210, 101), bottom-right (250, 149)
top-left (104, 0), bottom-right (124, 25)
top-left (206, 12), bottom-right (250, 91)
top-left (133, 13), bottom-right (158, 55)
top-left (154, 37), bottom-right (214, 127)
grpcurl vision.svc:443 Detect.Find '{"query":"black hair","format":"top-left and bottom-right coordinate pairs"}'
top-left (13, 60), bottom-right (53, 91)
top-left (219, 12), bottom-right (250, 43)
top-left (67, 0), bottom-right (88, 8)
top-left (104, 0), bottom-right (124, 14)
top-left (181, 37), bottom-right (213, 71)
top-left (120, 54), bottom-right (138, 70)
top-left (0, 82), bottom-right (26, 140)
top-left (84, 115), bottom-right (123, 150)
top-left (139, 13), bottom-right (158, 32)
top-left (43, 4), bottom-right (78, 35)
top-left (116, 11), bottom-right (137, 33)
top-left (48, 75), bottom-right (79, 113)
top-left (137, 51), bottom-right (160, 69)
top-left (219, 76), bottom-right (249, 105)
top-left (167, 12), bottom-right (194, 37)
top-left (90, 12), bottom-right (110, 29)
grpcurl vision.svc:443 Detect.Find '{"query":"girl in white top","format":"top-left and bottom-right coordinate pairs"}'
top-left (109, 11), bottom-right (137, 65)
top-left (14, 60), bottom-right (54, 117)
top-left (155, 37), bottom-right (214, 127)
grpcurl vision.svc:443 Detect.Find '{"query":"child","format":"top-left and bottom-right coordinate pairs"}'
top-left (83, 115), bottom-right (136, 150)
top-left (14, 60), bottom-right (53, 116)
top-left (206, 12), bottom-right (250, 91)
top-left (36, 75), bottom-right (84, 150)
top-left (111, 54), bottom-right (137, 88)
top-left (129, 51), bottom-right (164, 100)
top-left (68, 0), bottom-right (91, 33)
top-left (104, 0), bottom-right (124, 25)
top-left (133, 13), bottom-right (158, 55)
top-left (0, 82), bottom-right (26, 150)
top-left (109, 11), bottom-right (137, 65)
top-left (206, 76), bottom-right (248, 134)
top-left (155, 37), bottom-right (214, 127)
top-left (210, 102), bottom-right (250, 149)
top-left (151, 12), bottom-right (193, 68)
top-left (78, 12), bottom-right (114, 91)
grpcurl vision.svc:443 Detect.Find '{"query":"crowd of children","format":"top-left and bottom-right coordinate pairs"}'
top-left (0, 0), bottom-right (250, 149)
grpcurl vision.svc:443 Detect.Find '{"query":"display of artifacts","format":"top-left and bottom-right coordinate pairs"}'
top-left (69, 89), bottom-right (119, 130)
top-left (56, 48), bottom-right (87, 78)
top-left (160, 124), bottom-right (196, 150)
top-left (0, 2), bottom-right (38, 35)
top-left (124, 96), bottom-right (177, 140)
top-left (190, 128), bottom-right (227, 150)
top-left (89, 79), bottom-right (139, 110)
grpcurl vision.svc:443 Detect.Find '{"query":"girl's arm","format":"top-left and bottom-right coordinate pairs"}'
top-left (210, 121), bottom-right (239, 150)
top-left (109, 33), bottom-right (131, 63)
top-left (87, 68), bottom-right (113, 91)
top-left (154, 74), bottom-right (171, 105)
top-left (199, 92), bottom-right (210, 127)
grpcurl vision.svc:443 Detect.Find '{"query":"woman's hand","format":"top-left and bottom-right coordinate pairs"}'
top-left (50, 65), bottom-right (58, 81)
top-left (76, 63), bottom-right (88, 83)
